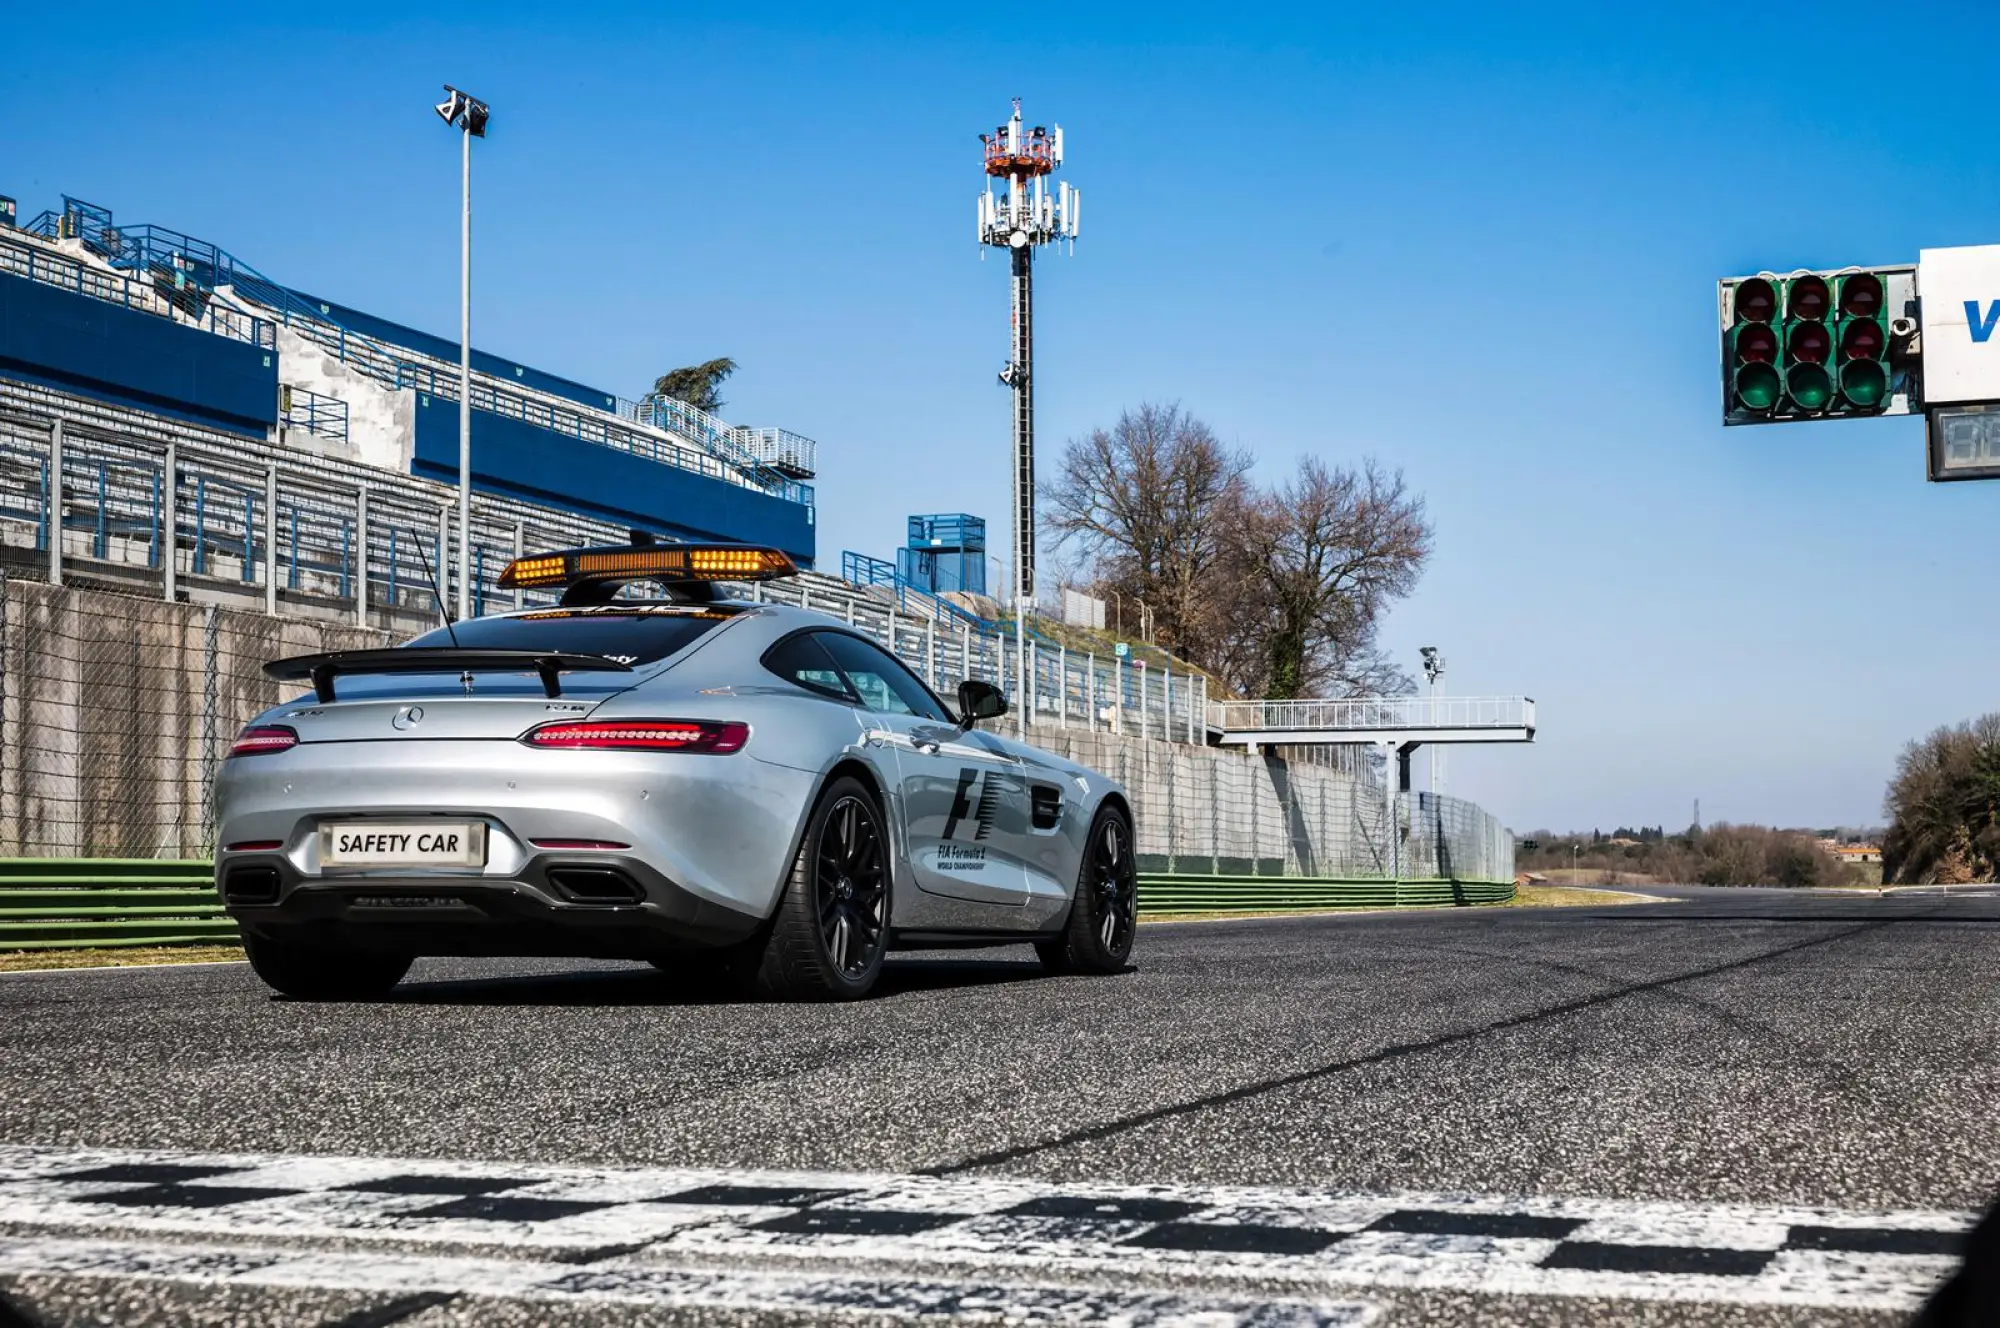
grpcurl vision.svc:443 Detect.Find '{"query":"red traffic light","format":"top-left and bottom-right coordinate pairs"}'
top-left (1839, 319), bottom-right (1884, 361)
top-left (1735, 277), bottom-right (1777, 323)
top-left (1786, 322), bottom-right (1831, 365)
top-left (1734, 324), bottom-right (1778, 364)
top-left (1838, 272), bottom-right (1884, 319)
top-left (1787, 275), bottom-right (1830, 321)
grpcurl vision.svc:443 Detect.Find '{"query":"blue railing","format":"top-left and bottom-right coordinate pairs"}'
top-left (279, 385), bottom-right (349, 443)
top-left (0, 232), bottom-right (272, 349)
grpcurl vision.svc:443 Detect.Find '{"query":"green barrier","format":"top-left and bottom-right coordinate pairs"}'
top-left (1138, 874), bottom-right (1514, 915)
top-left (0, 859), bottom-right (233, 951)
top-left (0, 859), bottom-right (1515, 950)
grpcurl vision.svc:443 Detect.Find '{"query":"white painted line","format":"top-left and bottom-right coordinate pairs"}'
top-left (0, 959), bottom-right (248, 979)
top-left (0, 1235), bottom-right (1377, 1326)
top-left (0, 1146), bottom-right (1967, 1313)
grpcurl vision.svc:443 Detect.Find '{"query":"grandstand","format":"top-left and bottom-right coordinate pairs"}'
top-left (0, 189), bottom-right (1213, 743)
top-left (1, 196), bottom-right (817, 562)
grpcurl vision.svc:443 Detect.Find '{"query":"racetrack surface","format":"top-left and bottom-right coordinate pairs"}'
top-left (0, 886), bottom-right (1994, 1326)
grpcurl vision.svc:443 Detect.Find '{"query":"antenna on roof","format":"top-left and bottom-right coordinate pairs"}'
top-left (413, 524), bottom-right (463, 648)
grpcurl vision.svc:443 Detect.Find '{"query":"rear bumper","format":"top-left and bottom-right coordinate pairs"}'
top-left (219, 851), bottom-right (763, 959)
top-left (212, 740), bottom-right (820, 924)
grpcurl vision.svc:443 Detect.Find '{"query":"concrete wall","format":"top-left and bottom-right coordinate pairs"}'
top-left (0, 577), bottom-right (385, 857)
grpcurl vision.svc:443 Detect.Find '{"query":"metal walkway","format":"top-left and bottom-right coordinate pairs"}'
top-left (1208, 696), bottom-right (1536, 750)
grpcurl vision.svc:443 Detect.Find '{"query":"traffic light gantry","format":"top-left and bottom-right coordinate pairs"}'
top-left (1720, 266), bottom-right (1912, 425)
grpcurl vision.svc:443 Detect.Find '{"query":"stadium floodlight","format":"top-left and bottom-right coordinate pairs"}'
top-left (434, 85), bottom-right (490, 620)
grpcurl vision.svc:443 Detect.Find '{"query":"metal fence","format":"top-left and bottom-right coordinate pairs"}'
top-left (0, 575), bottom-right (1513, 884)
top-left (0, 388), bottom-right (1218, 746)
top-left (1209, 695), bottom-right (1537, 734)
top-left (0, 576), bottom-right (384, 858)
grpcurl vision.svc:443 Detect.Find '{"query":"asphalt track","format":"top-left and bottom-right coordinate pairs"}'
top-left (0, 885), bottom-right (1994, 1326)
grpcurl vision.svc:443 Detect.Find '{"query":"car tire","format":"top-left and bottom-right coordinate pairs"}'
top-left (754, 775), bottom-right (892, 1001)
top-left (1039, 805), bottom-right (1137, 975)
top-left (243, 933), bottom-right (411, 1001)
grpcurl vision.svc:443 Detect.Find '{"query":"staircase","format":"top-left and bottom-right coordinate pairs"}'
top-left (0, 859), bottom-right (234, 951)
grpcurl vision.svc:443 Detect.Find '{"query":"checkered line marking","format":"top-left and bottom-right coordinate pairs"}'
top-left (0, 1146), bottom-right (1971, 1312)
top-left (0, 1236), bottom-right (1375, 1326)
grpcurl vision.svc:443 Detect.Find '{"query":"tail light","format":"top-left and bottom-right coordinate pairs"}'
top-left (228, 726), bottom-right (298, 758)
top-left (521, 720), bottom-right (749, 754)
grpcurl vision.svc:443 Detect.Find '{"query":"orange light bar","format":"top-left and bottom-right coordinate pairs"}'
top-left (496, 543), bottom-right (797, 590)
top-left (497, 554), bottom-right (568, 589)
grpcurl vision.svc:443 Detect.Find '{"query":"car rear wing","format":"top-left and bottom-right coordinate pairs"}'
top-left (265, 649), bottom-right (635, 703)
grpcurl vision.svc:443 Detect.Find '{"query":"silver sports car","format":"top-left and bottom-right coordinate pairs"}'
top-left (213, 540), bottom-right (1138, 1001)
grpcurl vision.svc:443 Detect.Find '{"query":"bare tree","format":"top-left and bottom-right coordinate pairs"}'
top-left (1224, 459), bottom-right (1431, 699)
top-left (1042, 404), bottom-right (1251, 661)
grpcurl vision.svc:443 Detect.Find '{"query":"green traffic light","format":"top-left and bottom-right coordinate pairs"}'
top-left (1736, 363), bottom-right (1781, 410)
top-left (1840, 360), bottom-right (1887, 408)
top-left (1787, 363), bottom-right (1831, 411)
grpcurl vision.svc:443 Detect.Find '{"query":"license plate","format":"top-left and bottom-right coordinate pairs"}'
top-left (320, 821), bottom-right (487, 869)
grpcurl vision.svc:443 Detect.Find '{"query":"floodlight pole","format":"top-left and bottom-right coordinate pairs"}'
top-left (456, 121), bottom-right (471, 623)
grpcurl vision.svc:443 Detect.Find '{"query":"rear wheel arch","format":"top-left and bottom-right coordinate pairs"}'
top-left (767, 756), bottom-right (895, 919)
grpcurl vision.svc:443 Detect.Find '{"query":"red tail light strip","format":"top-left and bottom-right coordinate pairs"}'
top-left (522, 720), bottom-right (748, 754)
top-left (224, 840), bottom-right (285, 852)
top-left (529, 839), bottom-right (632, 851)
top-left (227, 726), bottom-right (298, 758)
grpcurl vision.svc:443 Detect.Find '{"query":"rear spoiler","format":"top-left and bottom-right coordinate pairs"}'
top-left (265, 648), bottom-right (635, 703)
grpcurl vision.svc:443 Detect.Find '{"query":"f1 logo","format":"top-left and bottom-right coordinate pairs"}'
top-left (1965, 300), bottom-right (2000, 344)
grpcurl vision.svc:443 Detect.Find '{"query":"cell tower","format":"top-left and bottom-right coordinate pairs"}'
top-left (978, 99), bottom-right (1078, 610)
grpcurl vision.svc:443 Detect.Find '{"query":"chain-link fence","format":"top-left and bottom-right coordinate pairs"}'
top-left (1028, 729), bottom-right (1513, 883)
top-left (0, 576), bottom-right (1513, 881)
top-left (0, 575), bottom-right (384, 857)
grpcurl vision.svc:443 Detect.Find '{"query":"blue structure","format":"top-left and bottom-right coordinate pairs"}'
top-left (0, 272), bottom-right (277, 436)
top-left (897, 513), bottom-right (985, 596)
top-left (0, 194), bottom-right (819, 567)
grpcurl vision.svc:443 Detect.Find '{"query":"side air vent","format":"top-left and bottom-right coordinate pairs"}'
top-left (546, 868), bottom-right (644, 905)
top-left (1031, 785), bottom-right (1063, 831)
top-left (221, 865), bottom-right (282, 905)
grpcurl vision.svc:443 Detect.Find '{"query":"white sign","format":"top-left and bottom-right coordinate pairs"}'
top-left (1918, 244), bottom-right (2000, 406)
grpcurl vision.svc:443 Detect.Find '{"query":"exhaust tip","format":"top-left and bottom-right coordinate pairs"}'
top-left (546, 867), bottom-right (644, 905)
top-left (222, 865), bottom-right (282, 905)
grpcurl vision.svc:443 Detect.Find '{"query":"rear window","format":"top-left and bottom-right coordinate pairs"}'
top-left (404, 607), bottom-right (735, 666)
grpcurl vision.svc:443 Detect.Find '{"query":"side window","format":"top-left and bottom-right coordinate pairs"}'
top-left (818, 632), bottom-right (953, 722)
top-left (762, 632), bottom-right (855, 702)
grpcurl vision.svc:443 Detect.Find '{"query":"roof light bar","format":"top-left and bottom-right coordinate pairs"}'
top-left (497, 543), bottom-right (796, 590)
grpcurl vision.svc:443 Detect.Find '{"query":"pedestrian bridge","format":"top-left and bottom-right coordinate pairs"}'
top-left (1207, 696), bottom-right (1536, 750)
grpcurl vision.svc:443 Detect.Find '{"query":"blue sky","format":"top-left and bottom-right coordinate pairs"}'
top-left (7, 0), bottom-right (1997, 833)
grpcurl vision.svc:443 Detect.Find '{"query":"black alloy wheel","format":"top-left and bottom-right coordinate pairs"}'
top-left (816, 793), bottom-right (889, 979)
top-left (756, 776), bottom-right (893, 1000)
top-left (1037, 806), bottom-right (1138, 975)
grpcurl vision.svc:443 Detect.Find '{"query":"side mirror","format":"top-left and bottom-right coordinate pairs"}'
top-left (956, 679), bottom-right (1008, 729)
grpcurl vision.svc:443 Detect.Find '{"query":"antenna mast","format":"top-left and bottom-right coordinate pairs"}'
top-left (977, 98), bottom-right (1078, 616)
